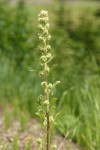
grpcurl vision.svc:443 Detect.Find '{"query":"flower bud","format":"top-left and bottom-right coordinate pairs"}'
top-left (49, 116), bottom-right (54, 123)
top-left (44, 29), bottom-right (48, 35)
top-left (38, 25), bottom-right (44, 30)
top-left (56, 81), bottom-right (60, 84)
top-left (37, 138), bottom-right (42, 145)
top-left (46, 23), bottom-right (50, 29)
top-left (39, 71), bottom-right (44, 77)
top-left (43, 100), bottom-right (50, 106)
top-left (48, 83), bottom-right (53, 89)
top-left (47, 35), bottom-right (51, 40)
top-left (40, 55), bottom-right (47, 62)
top-left (52, 81), bottom-right (60, 89)
top-left (51, 144), bottom-right (57, 150)
top-left (46, 45), bottom-right (51, 51)
top-left (38, 46), bottom-right (45, 52)
top-left (47, 53), bottom-right (52, 59)
top-left (38, 17), bottom-right (48, 24)
top-left (39, 36), bottom-right (44, 41)
top-left (44, 66), bottom-right (50, 73)
top-left (39, 10), bottom-right (48, 18)
top-left (44, 88), bottom-right (51, 94)
top-left (41, 63), bottom-right (44, 67)
top-left (38, 109), bottom-right (42, 113)
top-left (36, 112), bottom-right (40, 116)
top-left (41, 81), bottom-right (47, 87)
top-left (38, 95), bottom-right (44, 100)
top-left (43, 117), bottom-right (47, 126)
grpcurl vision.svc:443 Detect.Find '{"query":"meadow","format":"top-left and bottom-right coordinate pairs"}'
top-left (0, 0), bottom-right (100, 149)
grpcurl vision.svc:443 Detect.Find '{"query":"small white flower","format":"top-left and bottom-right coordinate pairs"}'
top-left (40, 55), bottom-right (47, 62)
top-left (37, 138), bottom-right (42, 144)
top-left (45, 66), bottom-right (50, 73)
top-left (44, 29), bottom-right (48, 35)
top-left (48, 83), bottom-right (53, 89)
top-left (38, 24), bottom-right (44, 30)
top-left (39, 71), bottom-right (44, 77)
top-left (40, 10), bottom-right (48, 16)
top-left (38, 109), bottom-right (42, 113)
top-left (47, 35), bottom-right (51, 40)
top-left (49, 116), bottom-right (54, 123)
top-left (43, 117), bottom-right (47, 126)
top-left (47, 53), bottom-right (52, 59)
top-left (56, 81), bottom-right (60, 84)
top-left (39, 36), bottom-right (44, 41)
top-left (51, 144), bottom-right (57, 150)
top-left (46, 45), bottom-right (51, 51)
top-left (46, 23), bottom-right (50, 29)
top-left (41, 81), bottom-right (47, 87)
top-left (43, 100), bottom-right (50, 106)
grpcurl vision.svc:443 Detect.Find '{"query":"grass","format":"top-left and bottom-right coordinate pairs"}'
top-left (57, 73), bottom-right (100, 149)
top-left (0, 40), bottom-right (99, 149)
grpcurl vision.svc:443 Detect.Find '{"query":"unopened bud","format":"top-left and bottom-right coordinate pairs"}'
top-left (43, 100), bottom-right (50, 106)
top-left (47, 53), bottom-right (52, 59)
top-left (48, 83), bottom-right (53, 89)
top-left (46, 45), bottom-right (51, 50)
top-left (41, 81), bottom-right (47, 87)
top-left (47, 35), bottom-right (51, 40)
top-left (43, 117), bottom-right (47, 126)
top-left (40, 55), bottom-right (47, 62)
top-left (37, 138), bottom-right (42, 145)
top-left (49, 116), bottom-right (54, 123)
top-left (51, 144), bottom-right (57, 150)
top-left (56, 81), bottom-right (60, 84)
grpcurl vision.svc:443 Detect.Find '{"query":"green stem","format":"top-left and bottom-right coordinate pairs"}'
top-left (45, 63), bottom-right (50, 150)
top-left (46, 110), bottom-right (50, 150)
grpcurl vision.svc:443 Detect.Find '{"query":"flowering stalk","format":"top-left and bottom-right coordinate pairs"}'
top-left (36, 10), bottom-right (60, 150)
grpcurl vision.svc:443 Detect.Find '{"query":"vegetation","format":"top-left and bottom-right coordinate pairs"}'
top-left (36, 10), bottom-right (60, 150)
top-left (0, 0), bottom-right (100, 149)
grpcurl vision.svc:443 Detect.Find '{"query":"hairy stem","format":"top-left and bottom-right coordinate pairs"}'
top-left (45, 64), bottom-right (50, 150)
top-left (46, 111), bottom-right (50, 150)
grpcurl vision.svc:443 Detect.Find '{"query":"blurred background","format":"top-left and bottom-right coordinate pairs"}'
top-left (0, 0), bottom-right (100, 149)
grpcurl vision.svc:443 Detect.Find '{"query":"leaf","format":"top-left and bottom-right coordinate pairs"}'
top-left (55, 111), bottom-right (61, 119)
top-left (50, 98), bottom-right (57, 107)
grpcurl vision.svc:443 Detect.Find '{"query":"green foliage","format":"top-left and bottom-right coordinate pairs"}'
top-left (4, 109), bottom-right (12, 130)
top-left (12, 133), bottom-right (19, 150)
top-left (20, 111), bottom-right (29, 131)
top-left (54, 5), bottom-right (100, 89)
top-left (0, 0), bottom-right (35, 68)
top-left (25, 139), bottom-right (32, 150)
top-left (57, 74), bottom-right (100, 149)
top-left (0, 52), bottom-right (39, 116)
